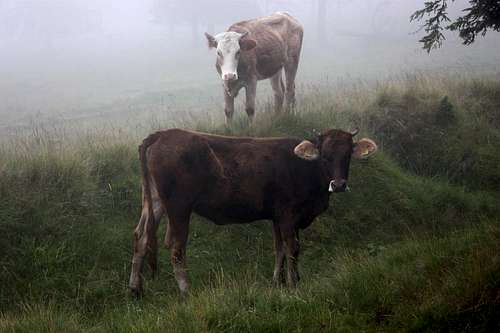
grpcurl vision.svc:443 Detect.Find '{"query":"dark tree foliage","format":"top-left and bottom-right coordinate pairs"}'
top-left (411, 0), bottom-right (500, 52)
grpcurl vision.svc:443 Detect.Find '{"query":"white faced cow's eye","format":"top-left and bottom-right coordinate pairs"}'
top-left (236, 50), bottom-right (240, 58)
top-left (217, 50), bottom-right (223, 57)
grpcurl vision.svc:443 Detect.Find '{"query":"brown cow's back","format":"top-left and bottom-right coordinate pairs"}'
top-left (145, 129), bottom-right (323, 224)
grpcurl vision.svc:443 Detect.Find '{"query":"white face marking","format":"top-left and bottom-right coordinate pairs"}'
top-left (214, 32), bottom-right (243, 82)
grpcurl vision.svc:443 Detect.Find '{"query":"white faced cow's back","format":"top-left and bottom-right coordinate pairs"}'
top-left (205, 12), bottom-right (303, 124)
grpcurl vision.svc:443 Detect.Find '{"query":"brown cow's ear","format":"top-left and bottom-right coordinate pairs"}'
top-left (205, 32), bottom-right (217, 49)
top-left (240, 38), bottom-right (256, 51)
top-left (353, 138), bottom-right (378, 159)
top-left (294, 140), bottom-right (319, 161)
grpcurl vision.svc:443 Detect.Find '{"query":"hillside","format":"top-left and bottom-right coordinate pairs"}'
top-left (1, 74), bottom-right (499, 332)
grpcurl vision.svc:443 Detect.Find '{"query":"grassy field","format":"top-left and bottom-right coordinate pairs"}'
top-left (1, 73), bottom-right (499, 332)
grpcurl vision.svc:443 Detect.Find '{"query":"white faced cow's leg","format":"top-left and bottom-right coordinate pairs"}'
top-left (165, 204), bottom-right (191, 293)
top-left (245, 78), bottom-right (257, 122)
top-left (224, 90), bottom-right (235, 125)
top-left (284, 32), bottom-right (302, 113)
top-left (129, 192), bottom-right (163, 298)
top-left (284, 61), bottom-right (298, 113)
top-left (272, 221), bottom-right (286, 284)
top-left (270, 70), bottom-right (284, 113)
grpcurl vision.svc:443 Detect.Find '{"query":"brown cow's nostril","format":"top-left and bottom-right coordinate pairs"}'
top-left (329, 179), bottom-right (347, 193)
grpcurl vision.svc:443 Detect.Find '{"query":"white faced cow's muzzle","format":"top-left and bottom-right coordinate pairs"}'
top-left (221, 68), bottom-right (238, 94)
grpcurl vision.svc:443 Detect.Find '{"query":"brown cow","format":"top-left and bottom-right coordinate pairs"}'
top-left (205, 12), bottom-right (303, 123)
top-left (129, 128), bottom-right (377, 296)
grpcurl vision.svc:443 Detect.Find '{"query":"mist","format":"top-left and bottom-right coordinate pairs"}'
top-left (2, 2), bottom-right (500, 326)
top-left (1, 0), bottom-right (499, 129)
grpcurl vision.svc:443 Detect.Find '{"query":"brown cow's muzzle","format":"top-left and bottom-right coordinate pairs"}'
top-left (328, 179), bottom-right (349, 193)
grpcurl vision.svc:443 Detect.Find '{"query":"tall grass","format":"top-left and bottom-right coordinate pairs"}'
top-left (1, 73), bottom-right (499, 332)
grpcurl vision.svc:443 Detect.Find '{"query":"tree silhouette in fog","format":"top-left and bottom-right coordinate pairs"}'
top-left (411, 0), bottom-right (500, 52)
top-left (150, 0), bottom-right (262, 43)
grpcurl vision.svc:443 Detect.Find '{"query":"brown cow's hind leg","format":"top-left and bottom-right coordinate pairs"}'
top-left (165, 205), bottom-right (191, 293)
top-left (129, 188), bottom-right (164, 298)
top-left (129, 209), bottom-right (158, 297)
top-left (146, 201), bottom-right (165, 277)
top-left (129, 211), bottom-right (147, 297)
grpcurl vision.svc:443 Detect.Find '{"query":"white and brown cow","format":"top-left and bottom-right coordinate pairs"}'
top-left (205, 12), bottom-right (303, 123)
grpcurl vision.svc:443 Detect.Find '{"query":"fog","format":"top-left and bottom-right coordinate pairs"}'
top-left (1, 0), bottom-right (499, 129)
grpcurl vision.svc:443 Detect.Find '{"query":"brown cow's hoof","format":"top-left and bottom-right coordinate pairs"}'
top-left (148, 266), bottom-right (158, 279)
top-left (130, 287), bottom-right (143, 300)
top-left (286, 271), bottom-right (300, 288)
top-left (177, 279), bottom-right (189, 294)
top-left (272, 272), bottom-right (286, 286)
top-left (272, 278), bottom-right (285, 286)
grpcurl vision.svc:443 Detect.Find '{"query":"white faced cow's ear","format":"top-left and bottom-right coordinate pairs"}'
top-left (294, 140), bottom-right (319, 161)
top-left (205, 32), bottom-right (217, 49)
top-left (352, 138), bottom-right (378, 159)
top-left (239, 38), bottom-right (256, 51)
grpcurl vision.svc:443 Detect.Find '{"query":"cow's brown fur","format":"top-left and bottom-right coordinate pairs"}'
top-left (210, 12), bottom-right (303, 122)
top-left (129, 128), bottom-right (375, 295)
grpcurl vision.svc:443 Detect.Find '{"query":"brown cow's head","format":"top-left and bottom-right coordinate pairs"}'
top-left (293, 129), bottom-right (377, 193)
top-left (205, 31), bottom-right (256, 94)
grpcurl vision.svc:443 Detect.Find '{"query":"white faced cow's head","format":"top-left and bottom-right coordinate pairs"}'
top-left (205, 31), bottom-right (256, 91)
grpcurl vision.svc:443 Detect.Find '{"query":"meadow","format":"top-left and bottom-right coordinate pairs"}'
top-left (1, 72), bottom-right (499, 332)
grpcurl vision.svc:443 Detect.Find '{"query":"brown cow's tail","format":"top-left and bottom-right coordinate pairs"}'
top-left (139, 133), bottom-right (160, 231)
top-left (138, 132), bottom-right (164, 276)
top-left (139, 135), bottom-right (154, 228)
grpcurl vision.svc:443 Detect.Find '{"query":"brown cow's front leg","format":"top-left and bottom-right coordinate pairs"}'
top-left (281, 224), bottom-right (300, 288)
top-left (245, 78), bottom-right (257, 122)
top-left (165, 206), bottom-right (191, 293)
top-left (224, 90), bottom-right (235, 125)
top-left (272, 221), bottom-right (286, 284)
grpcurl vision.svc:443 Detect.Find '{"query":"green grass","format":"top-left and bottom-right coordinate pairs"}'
top-left (1, 73), bottom-right (500, 332)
